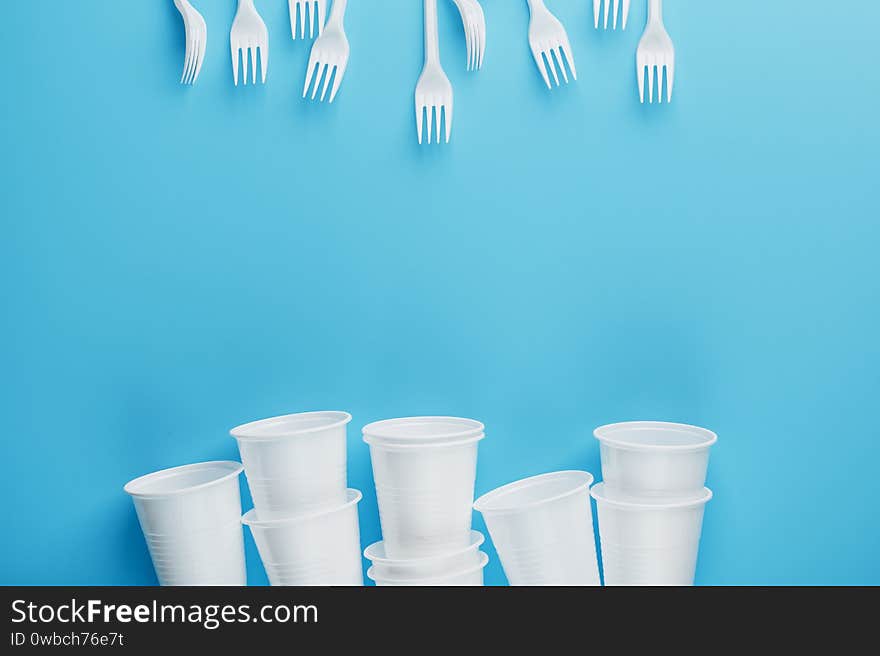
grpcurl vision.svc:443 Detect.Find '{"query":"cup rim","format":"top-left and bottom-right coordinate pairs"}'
top-left (590, 483), bottom-right (714, 509)
top-left (367, 552), bottom-right (489, 585)
top-left (473, 470), bottom-right (593, 515)
top-left (364, 530), bottom-right (484, 565)
top-left (241, 489), bottom-right (362, 527)
top-left (362, 416), bottom-right (485, 447)
top-left (124, 461), bottom-right (244, 499)
top-left (593, 421), bottom-right (718, 452)
top-left (230, 411), bottom-right (352, 441)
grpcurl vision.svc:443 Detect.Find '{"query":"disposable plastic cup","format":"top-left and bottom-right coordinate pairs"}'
top-left (473, 471), bottom-right (600, 586)
top-left (243, 489), bottom-right (363, 586)
top-left (124, 461), bottom-right (246, 586)
top-left (367, 552), bottom-right (489, 586)
top-left (363, 417), bottom-right (486, 558)
top-left (364, 530), bottom-right (484, 580)
top-left (594, 421), bottom-right (717, 498)
top-left (591, 483), bottom-right (713, 586)
top-left (231, 411), bottom-right (351, 517)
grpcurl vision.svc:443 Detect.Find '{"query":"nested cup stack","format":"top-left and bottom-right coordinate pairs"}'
top-left (590, 421), bottom-right (717, 586)
top-left (232, 411), bottom-right (364, 586)
top-left (362, 417), bottom-right (489, 586)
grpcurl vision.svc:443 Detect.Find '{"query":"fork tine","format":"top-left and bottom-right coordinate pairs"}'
top-left (613, 0), bottom-right (620, 30)
top-left (317, 0), bottom-right (326, 36)
top-left (666, 60), bottom-right (675, 102)
top-left (444, 104), bottom-right (452, 144)
top-left (231, 44), bottom-right (239, 86)
top-left (181, 43), bottom-right (191, 84)
top-left (416, 103), bottom-right (424, 145)
top-left (622, 0), bottom-right (630, 29)
top-left (311, 64), bottom-right (325, 100)
top-left (556, 49), bottom-right (568, 84)
top-left (320, 64), bottom-right (334, 101)
top-left (303, 54), bottom-right (318, 97)
top-left (251, 47), bottom-right (257, 86)
top-left (648, 60), bottom-right (656, 103)
top-left (329, 59), bottom-right (347, 103)
top-left (593, 0), bottom-right (600, 29)
top-left (636, 52), bottom-right (646, 102)
top-left (603, 0), bottom-right (610, 29)
top-left (260, 44), bottom-right (268, 83)
top-left (434, 105), bottom-right (443, 143)
top-left (193, 37), bottom-right (206, 83)
top-left (531, 46), bottom-right (551, 89)
top-left (561, 38), bottom-right (577, 81)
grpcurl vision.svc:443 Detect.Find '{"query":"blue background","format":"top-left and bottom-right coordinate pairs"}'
top-left (2, 0), bottom-right (878, 586)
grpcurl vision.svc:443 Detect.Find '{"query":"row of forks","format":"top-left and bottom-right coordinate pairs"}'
top-left (528, 0), bottom-right (673, 104)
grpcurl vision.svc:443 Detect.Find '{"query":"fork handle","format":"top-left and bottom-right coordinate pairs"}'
top-left (424, 0), bottom-right (440, 65)
top-left (648, 0), bottom-right (663, 23)
top-left (328, 0), bottom-right (348, 26)
top-left (525, 0), bottom-right (547, 13)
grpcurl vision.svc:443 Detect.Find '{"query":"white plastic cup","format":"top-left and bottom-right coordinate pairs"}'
top-left (594, 421), bottom-right (717, 498)
top-left (124, 461), bottom-right (246, 586)
top-left (368, 552), bottom-right (489, 586)
top-left (242, 489), bottom-right (363, 586)
top-left (591, 483), bottom-right (713, 586)
top-left (231, 411), bottom-right (351, 517)
top-left (473, 471), bottom-right (600, 586)
top-left (364, 530), bottom-right (485, 580)
top-left (363, 417), bottom-right (485, 559)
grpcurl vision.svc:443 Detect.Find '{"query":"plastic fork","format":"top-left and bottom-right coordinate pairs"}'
top-left (303, 0), bottom-right (349, 102)
top-left (289, 0), bottom-right (326, 40)
top-left (451, 0), bottom-right (486, 71)
top-left (593, 0), bottom-right (630, 30)
top-left (230, 0), bottom-right (269, 85)
top-left (637, 0), bottom-right (675, 103)
top-left (415, 0), bottom-right (453, 144)
top-left (174, 0), bottom-right (206, 85)
top-left (525, 0), bottom-right (576, 90)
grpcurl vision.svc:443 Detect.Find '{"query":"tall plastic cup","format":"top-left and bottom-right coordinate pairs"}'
top-left (591, 483), bottom-right (713, 586)
top-left (124, 461), bottom-right (246, 586)
top-left (474, 471), bottom-right (600, 586)
top-left (363, 417), bottom-right (485, 558)
top-left (243, 489), bottom-right (363, 586)
top-left (594, 421), bottom-right (717, 498)
top-left (231, 411), bottom-right (351, 517)
top-left (367, 552), bottom-right (489, 587)
top-left (364, 530), bottom-right (485, 580)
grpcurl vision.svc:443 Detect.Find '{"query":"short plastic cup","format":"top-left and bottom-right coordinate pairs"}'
top-left (364, 530), bottom-right (484, 580)
top-left (594, 421), bottom-right (717, 498)
top-left (591, 483), bottom-right (713, 586)
top-left (367, 552), bottom-right (489, 586)
top-left (363, 417), bottom-right (485, 559)
top-left (231, 411), bottom-right (351, 517)
top-left (473, 471), bottom-right (600, 586)
top-left (124, 461), bottom-right (246, 586)
top-left (243, 488), bottom-right (363, 586)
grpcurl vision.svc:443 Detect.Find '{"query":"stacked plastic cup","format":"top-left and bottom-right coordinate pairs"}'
top-left (232, 411), bottom-right (363, 586)
top-left (591, 421), bottom-right (717, 586)
top-left (124, 461), bottom-right (247, 586)
top-left (474, 471), bottom-right (601, 586)
top-left (363, 417), bottom-right (489, 586)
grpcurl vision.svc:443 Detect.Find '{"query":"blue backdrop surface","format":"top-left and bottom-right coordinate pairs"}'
top-left (1, 1), bottom-right (878, 585)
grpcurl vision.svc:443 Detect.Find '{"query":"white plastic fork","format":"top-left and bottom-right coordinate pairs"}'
top-left (289, 0), bottom-right (326, 40)
top-left (230, 0), bottom-right (269, 86)
top-left (174, 0), bottom-right (207, 85)
top-left (303, 0), bottom-right (349, 102)
top-left (415, 0), bottom-right (453, 144)
top-left (525, 0), bottom-right (576, 90)
top-left (451, 0), bottom-right (486, 71)
top-left (637, 0), bottom-right (675, 103)
top-left (593, 0), bottom-right (630, 30)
